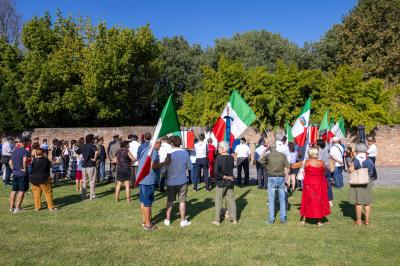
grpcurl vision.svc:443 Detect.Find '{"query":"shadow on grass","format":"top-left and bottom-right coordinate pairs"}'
top-left (339, 201), bottom-right (356, 221)
top-left (54, 194), bottom-right (82, 208)
top-left (236, 189), bottom-right (250, 221)
top-left (151, 197), bottom-right (214, 224)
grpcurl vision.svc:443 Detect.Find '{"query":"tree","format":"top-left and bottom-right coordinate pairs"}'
top-left (178, 57), bottom-right (399, 133)
top-left (210, 30), bottom-right (304, 71)
top-left (158, 36), bottom-right (207, 104)
top-left (0, 0), bottom-right (21, 44)
top-left (310, 0), bottom-right (400, 83)
top-left (0, 37), bottom-right (25, 132)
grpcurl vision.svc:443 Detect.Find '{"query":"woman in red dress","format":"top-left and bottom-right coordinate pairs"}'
top-left (292, 147), bottom-right (331, 226)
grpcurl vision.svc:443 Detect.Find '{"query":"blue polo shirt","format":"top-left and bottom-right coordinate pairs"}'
top-left (166, 148), bottom-right (192, 186)
top-left (138, 146), bottom-right (159, 185)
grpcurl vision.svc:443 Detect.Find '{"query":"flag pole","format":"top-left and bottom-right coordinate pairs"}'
top-left (256, 116), bottom-right (275, 144)
top-left (256, 116), bottom-right (269, 135)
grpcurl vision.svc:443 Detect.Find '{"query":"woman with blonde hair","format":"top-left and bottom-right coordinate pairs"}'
top-left (349, 143), bottom-right (374, 226)
top-left (291, 147), bottom-right (330, 226)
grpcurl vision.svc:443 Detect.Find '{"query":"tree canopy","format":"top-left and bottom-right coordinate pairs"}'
top-left (0, 0), bottom-right (400, 134)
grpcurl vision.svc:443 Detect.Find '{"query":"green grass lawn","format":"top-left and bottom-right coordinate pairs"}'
top-left (1, 181), bottom-right (399, 265)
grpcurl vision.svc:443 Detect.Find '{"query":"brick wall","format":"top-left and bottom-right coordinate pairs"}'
top-left (19, 125), bottom-right (400, 167)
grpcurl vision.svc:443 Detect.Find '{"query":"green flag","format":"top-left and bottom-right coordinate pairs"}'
top-left (157, 95), bottom-right (181, 138)
top-left (285, 121), bottom-right (294, 142)
top-left (319, 111), bottom-right (329, 132)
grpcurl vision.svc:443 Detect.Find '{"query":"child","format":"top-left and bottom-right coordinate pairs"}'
top-left (75, 156), bottom-right (83, 191)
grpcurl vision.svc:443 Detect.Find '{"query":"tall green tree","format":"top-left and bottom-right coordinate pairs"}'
top-left (0, 37), bottom-right (25, 132)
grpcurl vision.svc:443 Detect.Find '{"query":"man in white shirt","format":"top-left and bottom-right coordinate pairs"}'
top-left (194, 133), bottom-right (209, 191)
top-left (234, 137), bottom-right (251, 185)
top-left (367, 139), bottom-right (378, 180)
top-left (275, 134), bottom-right (290, 161)
top-left (158, 136), bottom-right (172, 192)
top-left (330, 137), bottom-right (345, 188)
top-left (2, 136), bottom-right (14, 185)
top-left (129, 134), bottom-right (141, 184)
top-left (255, 141), bottom-right (268, 189)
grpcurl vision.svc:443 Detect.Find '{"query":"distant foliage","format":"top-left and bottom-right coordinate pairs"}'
top-left (178, 57), bottom-right (400, 132)
top-left (309, 0), bottom-right (400, 83)
top-left (1, 0), bottom-right (400, 133)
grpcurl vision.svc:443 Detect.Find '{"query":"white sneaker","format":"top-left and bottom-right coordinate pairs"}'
top-left (9, 208), bottom-right (14, 213)
top-left (180, 220), bottom-right (191, 227)
top-left (13, 208), bottom-right (22, 214)
top-left (164, 219), bottom-right (171, 226)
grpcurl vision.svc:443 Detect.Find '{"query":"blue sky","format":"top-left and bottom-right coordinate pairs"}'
top-left (16, 0), bottom-right (357, 47)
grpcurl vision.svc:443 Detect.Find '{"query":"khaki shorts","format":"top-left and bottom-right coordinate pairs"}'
top-left (167, 184), bottom-right (188, 202)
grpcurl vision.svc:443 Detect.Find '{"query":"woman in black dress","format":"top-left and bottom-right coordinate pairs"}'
top-left (114, 141), bottom-right (136, 202)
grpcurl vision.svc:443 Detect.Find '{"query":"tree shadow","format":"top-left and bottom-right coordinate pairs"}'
top-left (236, 189), bottom-right (250, 221)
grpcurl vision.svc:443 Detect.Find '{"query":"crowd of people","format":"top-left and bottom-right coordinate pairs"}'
top-left (0, 131), bottom-right (378, 230)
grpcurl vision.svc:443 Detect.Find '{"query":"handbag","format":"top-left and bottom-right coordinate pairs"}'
top-left (329, 159), bottom-right (336, 173)
top-left (348, 168), bottom-right (369, 185)
top-left (296, 160), bottom-right (306, 181)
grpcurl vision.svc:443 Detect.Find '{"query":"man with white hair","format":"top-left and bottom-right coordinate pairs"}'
top-left (212, 141), bottom-right (237, 225)
top-left (330, 137), bottom-right (345, 189)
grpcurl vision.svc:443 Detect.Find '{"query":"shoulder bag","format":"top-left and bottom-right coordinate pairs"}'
top-left (296, 160), bottom-right (306, 181)
top-left (348, 168), bottom-right (369, 185)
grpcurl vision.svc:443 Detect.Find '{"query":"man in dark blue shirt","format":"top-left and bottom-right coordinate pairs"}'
top-left (9, 136), bottom-right (30, 213)
top-left (137, 132), bottom-right (151, 161)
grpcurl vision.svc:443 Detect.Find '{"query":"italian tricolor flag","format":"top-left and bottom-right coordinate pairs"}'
top-left (212, 90), bottom-right (256, 146)
top-left (134, 95), bottom-right (180, 187)
top-left (330, 117), bottom-right (346, 140)
top-left (291, 97), bottom-right (311, 147)
top-left (320, 111), bottom-right (334, 142)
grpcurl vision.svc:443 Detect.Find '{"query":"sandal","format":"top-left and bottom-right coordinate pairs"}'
top-left (353, 221), bottom-right (362, 226)
top-left (364, 221), bottom-right (370, 226)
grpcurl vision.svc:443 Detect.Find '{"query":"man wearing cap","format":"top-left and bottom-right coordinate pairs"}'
top-left (330, 137), bottom-right (345, 189)
top-left (234, 137), bottom-right (251, 185)
top-left (9, 137), bottom-right (30, 213)
top-left (128, 134), bottom-right (140, 184)
top-left (255, 141), bottom-right (268, 189)
top-left (275, 134), bottom-right (290, 159)
top-left (1, 136), bottom-right (14, 185)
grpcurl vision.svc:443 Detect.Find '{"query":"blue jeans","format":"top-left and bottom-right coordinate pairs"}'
top-left (325, 168), bottom-right (333, 201)
top-left (190, 163), bottom-right (197, 189)
top-left (333, 166), bottom-right (343, 188)
top-left (99, 161), bottom-right (106, 181)
top-left (267, 176), bottom-right (286, 223)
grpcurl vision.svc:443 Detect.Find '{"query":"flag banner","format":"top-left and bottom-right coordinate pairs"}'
top-left (134, 95), bottom-right (180, 187)
top-left (330, 117), bottom-right (346, 140)
top-left (309, 125), bottom-right (319, 146)
top-left (291, 97), bottom-right (311, 146)
top-left (285, 121), bottom-right (294, 142)
top-left (211, 90), bottom-right (256, 146)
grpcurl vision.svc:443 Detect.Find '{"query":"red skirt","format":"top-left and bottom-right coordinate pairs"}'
top-left (300, 183), bottom-right (331, 218)
top-left (75, 170), bottom-right (82, 180)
